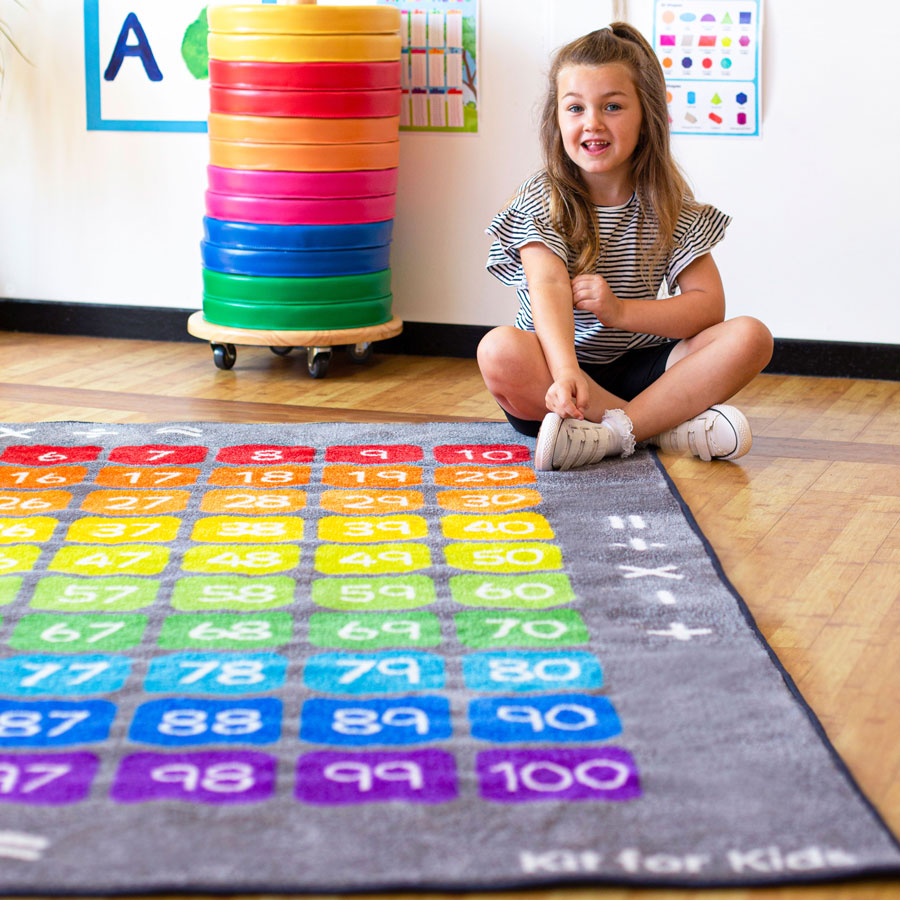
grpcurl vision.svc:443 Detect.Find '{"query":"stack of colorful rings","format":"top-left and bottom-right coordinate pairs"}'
top-left (202, 3), bottom-right (402, 331)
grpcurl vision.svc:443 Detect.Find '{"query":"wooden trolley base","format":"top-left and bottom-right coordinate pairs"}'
top-left (187, 310), bottom-right (403, 377)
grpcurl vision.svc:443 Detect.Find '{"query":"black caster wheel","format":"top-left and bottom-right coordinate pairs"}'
top-left (212, 343), bottom-right (236, 370)
top-left (347, 341), bottom-right (373, 364)
top-left (270, 346), bottom-right (293, 357)
top-left (306, 348), bottom-right (332, 378)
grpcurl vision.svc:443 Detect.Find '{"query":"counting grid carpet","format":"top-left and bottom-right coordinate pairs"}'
top-left (0, 421), bottom-right (898, 893)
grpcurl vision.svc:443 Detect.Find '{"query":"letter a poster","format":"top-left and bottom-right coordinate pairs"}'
top-left (653, 0), bottom-right (762, 136)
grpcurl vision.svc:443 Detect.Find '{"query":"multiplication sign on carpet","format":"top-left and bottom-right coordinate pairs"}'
top-left (0, 421), bottom-right (897, 892)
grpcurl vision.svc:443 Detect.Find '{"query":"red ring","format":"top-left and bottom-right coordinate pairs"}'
top-left (209, 59), bottom-right (401, 91)
top-left (210, 86), bottom-right (402, 119)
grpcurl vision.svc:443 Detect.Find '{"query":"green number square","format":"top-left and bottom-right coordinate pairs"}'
top-left (311, 576), bottom-right (436, 611)
top-left (454, 609), bottom-right (588, 648)
top-left (30, 576), bottom-right (159, 611)
top-left (449, 573), bottom-right (575, 609)
top-left (158, 612), bottom-right (293, 649)
top-left (308, 611), bottom-right (441, 649)
top-left (10, 613), bottom-right (148, 651)
top-left (171, 576), bottom-right (296, 611)
top-left (0, 576), bottom-right (22, 606)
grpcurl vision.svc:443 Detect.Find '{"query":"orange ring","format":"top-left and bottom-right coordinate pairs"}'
top-left (209, 139), bottom-right (400, 172)
top-left (208, 5), bottom-right (401, 36)
top-left (208, 33), bottom-right (402, 63)
top-left (208, 113), bottom-right (399, 145)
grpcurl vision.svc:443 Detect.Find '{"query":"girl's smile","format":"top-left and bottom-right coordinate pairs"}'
top-left (557, 62), bottom-right (643, 205)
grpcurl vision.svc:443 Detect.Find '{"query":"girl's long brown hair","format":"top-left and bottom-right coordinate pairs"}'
top-left (536, 23), bottom-right (697, 281)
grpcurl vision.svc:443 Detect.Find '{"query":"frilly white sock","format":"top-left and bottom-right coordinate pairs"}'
top-left (600, 408), bottom-right (636, 458)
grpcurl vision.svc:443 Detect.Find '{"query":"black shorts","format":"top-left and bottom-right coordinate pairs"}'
top-left (502, 340), bottom-right (678, 438)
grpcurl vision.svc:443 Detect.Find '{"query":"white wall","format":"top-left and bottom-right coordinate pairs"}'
top-left (1, 0), bottom-right (898, 344)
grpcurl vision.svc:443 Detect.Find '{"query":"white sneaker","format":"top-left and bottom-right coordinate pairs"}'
top-left (653, 404), bottom-right (752, 461)
top-left (535, 413), bottom-right (612, 471)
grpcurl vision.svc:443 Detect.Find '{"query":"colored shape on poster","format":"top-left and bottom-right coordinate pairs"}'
top-left (722, 37), bottom-right (732, 47)
top-left (679, 12), bottom-right (696, 21)
top-left (684, 113), bottom-right (697, 123)
top-left (682, 57), bottom-right (692, 68)
top-left (698, 35), bottom-right (716, 47)
top-left (662, 57), bottom-right (673, 68)
top-left (660, 34), bottom-right (676, 46)
top-left (702, 58), bottom-right (713, 69)
top-left (709, 112), bottom-right (723, 124)
top-left (662, 10), bottom-right (675, 23)
top-left (736, 92), bottom-right (748, 104)
top-left (701, 13), bottom-right (716, 22)
top-left (737, 112), bottom-right (747, 125)
top-left (722, 12), bottom-right (733, 24)
top-left (711, 93), bottom-right (722, 105)
top-left (740, 11), bottom-right (753, 24)
top-left (721, 58), bottom-right (732, 69)
top-left (682, 34), bottom-right (694, 46)
top-left (739, 35), bottom-right (751, 46)
top-left (687, 91), bottom-right (696, 104)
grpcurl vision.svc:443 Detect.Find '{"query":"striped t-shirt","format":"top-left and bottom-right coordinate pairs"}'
top-left (485, 172), bottom-right (731, 364)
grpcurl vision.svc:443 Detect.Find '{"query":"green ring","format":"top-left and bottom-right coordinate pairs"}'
top-left (202, 268), bottom-right (391, 303)
top-left (202, 294), bottom-right (393, 330)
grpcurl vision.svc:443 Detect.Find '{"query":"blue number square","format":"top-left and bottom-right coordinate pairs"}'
top-left (0, 655), bottom-right (131, 695)
top-left (303, 651), bottom-right (445, 694)
top-left (300, 697), bottom-right (451, 745)
top-left (0, 699), bottom-right (116, 746)
top-left (129, 698), bottom-right (282, 745)
top-left (469, 693), bottom-right (621, 742)
top-left (462, 651), bottom-right (603, 692)
top-left (144, 652), bottom-right (287, 694)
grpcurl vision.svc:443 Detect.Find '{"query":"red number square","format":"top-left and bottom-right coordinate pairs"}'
top-left (0, 446), bottom-right (102, 466)
top-left (325, 445), bottom-right (424, 464)
top-left (108, 446), bottom-right (209, 465)
top-left (433, 445), bottom-right (531, 465)
top-left (216, 445), bottom-right (315, 465)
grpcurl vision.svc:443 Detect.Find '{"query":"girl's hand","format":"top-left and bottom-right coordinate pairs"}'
top-left (545, 371), bottom-right (590, 420)
top-left (571, 274), bottom-right (625, 327)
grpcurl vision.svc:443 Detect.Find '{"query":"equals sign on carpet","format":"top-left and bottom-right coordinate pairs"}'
top-left (0, 831), bottom-right (50, 862)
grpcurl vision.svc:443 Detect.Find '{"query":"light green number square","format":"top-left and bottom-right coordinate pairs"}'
top-left (10, 613), bottom-right (148, 651)
top-left (454, 609), bottom-right (588, 648)
top-left (171, 576), bottom-right (296, 611)
top-left (30, 576), bottom-right (159, 611)
top-left (158, 612), bottom-right (293, 649)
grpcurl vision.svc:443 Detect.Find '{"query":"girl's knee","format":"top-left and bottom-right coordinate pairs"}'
top-left (731, 316), bottom-right (774, 366)
top-left (477, 326), bottom-right (532, 373)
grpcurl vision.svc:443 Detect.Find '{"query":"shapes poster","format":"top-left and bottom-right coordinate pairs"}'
top-left (653, 0), bottom-right (762, 137)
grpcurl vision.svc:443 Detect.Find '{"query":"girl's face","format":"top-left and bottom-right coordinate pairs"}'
top-left (556, 62), bottom-right (643, 203)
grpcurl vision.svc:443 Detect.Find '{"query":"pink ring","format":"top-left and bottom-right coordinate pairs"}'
top-left (210, 87), bottom-right (402, 119)
top-left (209, 60), bottom-right (402, 91)
top-left (205, 191), bottom-right (397, 226)
top-left (207, 166), bottom-right (398, 199)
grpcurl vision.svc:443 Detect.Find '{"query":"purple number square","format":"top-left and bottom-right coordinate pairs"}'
top-left (296, 750), bottom-right (458, 805)
top-left (111, 751), bottom-right (275, 805)
top-left (477, 747), bottom-right (642, 803)
top-left (0, 752), bottom-right (99, 805)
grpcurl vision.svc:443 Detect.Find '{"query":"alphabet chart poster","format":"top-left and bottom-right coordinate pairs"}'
top-left (653, 0), bottom-right (762, 136)
top-left (1, 421), bottom-right (898, 893)
top-left (378, 0), bottom-right (479, 132)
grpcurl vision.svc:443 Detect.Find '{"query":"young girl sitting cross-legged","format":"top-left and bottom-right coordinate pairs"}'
top-left (478, 23), bottom-right (773, 471)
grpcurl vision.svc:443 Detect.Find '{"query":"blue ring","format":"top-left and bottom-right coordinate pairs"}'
top-left (201, 241), bottom-right (391, 277)
top-left (203, 217), bottom-right (394, 251)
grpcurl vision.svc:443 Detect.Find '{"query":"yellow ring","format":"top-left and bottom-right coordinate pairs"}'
top-left (208, 113), bottom-right (400, 145)
top-left (209, 139), bottom-right (400, 172)
top-left (208, 33), bottom-right (401, 63)
top-left (208, 5), bottom-right (401, 36)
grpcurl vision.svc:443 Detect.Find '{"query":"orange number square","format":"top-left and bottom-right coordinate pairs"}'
top-left (320, 490), bottom-right (424, 515)
top-left (81, 490), bottom-right (191, 515)
top-left (208, 466), bottom-right (311, 487)
top-left (433, 466), bottom-right (536, 488)
top-left (0, 491), bottom-right (72, 515)
top-left (0, 467), bottom-right (88, 489)
top-left (321, 465), bottom-right (422, 488)
top-left (436, 488), bottom-right (543, 513)
top-left (95, 467), bottom-right (200, 488)
top-left (200, 489), bottom-right (307, 514)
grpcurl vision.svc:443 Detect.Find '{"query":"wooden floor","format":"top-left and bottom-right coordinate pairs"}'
top-left (0, 330), bottom-right (898, 900)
